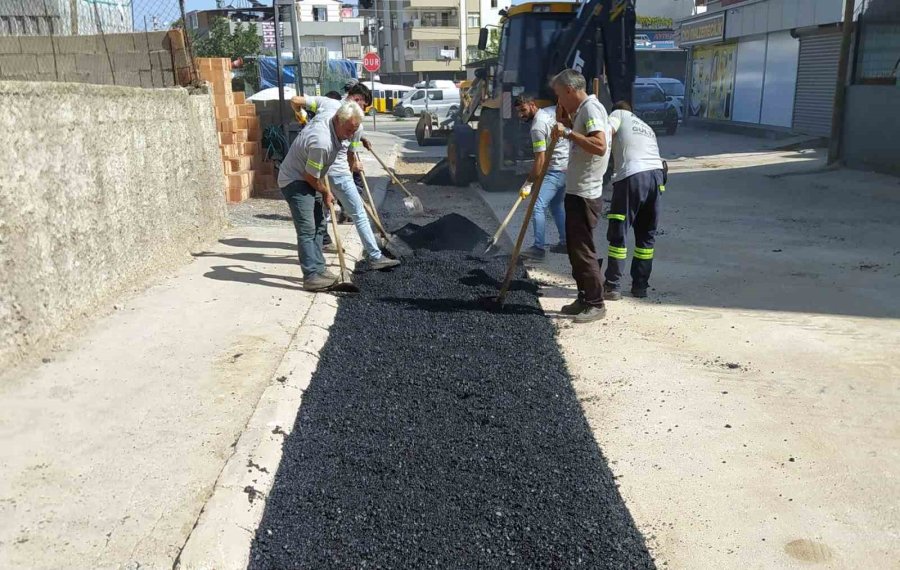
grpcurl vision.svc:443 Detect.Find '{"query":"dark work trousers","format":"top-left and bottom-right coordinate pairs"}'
top-left (604, 168), bottom-right (664, 291)
top-left (281, 180), bottom-right (327, 278)
top-left (564, 194), bottom-right (606, 308)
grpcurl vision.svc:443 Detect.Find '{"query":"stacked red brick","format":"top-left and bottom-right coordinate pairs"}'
top-left (196, 57), bottom-right (278, 202)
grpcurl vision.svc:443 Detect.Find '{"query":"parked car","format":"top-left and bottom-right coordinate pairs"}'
top-left (632, 84), bottom-right (679, 136)
top-left (635, 34), bottom-right (652, 48)
top-left (393, 88), bottom-right (461, 118)
top-left (636, 77), bottom-right (685, 120)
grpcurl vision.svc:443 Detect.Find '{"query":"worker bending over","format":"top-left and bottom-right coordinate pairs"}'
top-left (291, 85), bottom-right (400, 272)
top-left (514, 94), bottom-right (570, 260)
top-left (604, 101), bottom-right (665, 299)
top-left (551, 69), bottom-right (611, 323)
top-left (278, 100), bottom-right (364, 291)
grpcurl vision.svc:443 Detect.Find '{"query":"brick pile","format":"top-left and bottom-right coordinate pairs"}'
top-left (196, 57), bottom-right (279, 203)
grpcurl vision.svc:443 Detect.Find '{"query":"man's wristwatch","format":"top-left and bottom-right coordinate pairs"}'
top-left (562, 127), bottom-right (573, 139)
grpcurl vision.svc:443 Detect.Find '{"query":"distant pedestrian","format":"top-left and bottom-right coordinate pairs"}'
top-left (278, 100), bottom-right (364, 291)
top-left (603, 101), bottom-right (665, 299)
top-left (514, 94), bottom-right (570, 260)
top-left (551, 69), bottom-right (611, 323)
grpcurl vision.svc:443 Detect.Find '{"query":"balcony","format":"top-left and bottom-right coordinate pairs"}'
top-left (411, 26), bottom-right (460, 41)
top-left (412, 59), bottom-right (462, 72)
top-left (408, 0), bottom-right (458, 8)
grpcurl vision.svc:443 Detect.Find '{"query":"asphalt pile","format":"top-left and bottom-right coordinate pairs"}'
top-left (392, 213), bottom-right (491, 254)
top-left (249, 215), bottom-right (655, 569)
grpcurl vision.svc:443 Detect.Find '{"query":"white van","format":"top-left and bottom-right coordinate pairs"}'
top-left (413, 80), bottom-right (457, 89)
top-left (635, 77), bottom-right (685, 119)
top-left (393, 87), bottom-right (461, 118)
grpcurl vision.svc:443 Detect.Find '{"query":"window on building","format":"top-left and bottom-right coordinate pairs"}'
top-left (423, 12), bottom-right (437, 26)
top-left (440, 12), bottom-right (450, 26)
top-left (491, 0), bottom-right (497, 7)
top-left (467, 14), bottom-right (480, 28)
top-left (342, 35), bottom-right (361, 58)
top-left (312, 6), bottom-right (328, 22)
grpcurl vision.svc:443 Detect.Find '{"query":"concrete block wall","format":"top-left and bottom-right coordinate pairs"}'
top-left (0, 81), bottom-right (227, 370)
top-left (0, 32), bottom-right (176, 87)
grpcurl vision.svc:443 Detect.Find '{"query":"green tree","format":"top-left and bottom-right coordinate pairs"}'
top-left (194, 17), bottom-right (262, 90)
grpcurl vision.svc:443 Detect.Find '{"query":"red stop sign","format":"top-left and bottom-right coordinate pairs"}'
top-left (363, 52), bottom-right (381, 73)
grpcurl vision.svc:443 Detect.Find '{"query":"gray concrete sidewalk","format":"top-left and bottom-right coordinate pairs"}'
top-left (475, 128), bottom-right (900, 568)
top-left (0, 132), bottom-right (400, 569)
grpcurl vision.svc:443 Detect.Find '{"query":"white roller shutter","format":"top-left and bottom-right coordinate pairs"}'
top-left (792, 31), bottom-right (842, 137)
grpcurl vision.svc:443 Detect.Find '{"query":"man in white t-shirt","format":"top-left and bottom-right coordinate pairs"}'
top-left (550, 69), bottom-right (612, 324)
top-left (604, 101), bottom-right (666, 300)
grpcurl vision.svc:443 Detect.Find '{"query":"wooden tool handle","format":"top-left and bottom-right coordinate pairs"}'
top-left (488, 195), bottom-right (524, 248)
top-left (359, 172), bottom-right (384, 228)
top-left (369, 148), bottom-right (415, 199)
top-left (497, 139), bottom-right (558, 305)
top-left (323, 179), bottom-right (348, 279)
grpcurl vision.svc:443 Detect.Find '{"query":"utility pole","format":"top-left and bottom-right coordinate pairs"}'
top-left (827, 0), bottom-right (857, 165)
top-left (459, 0), bottom-right (467, 71)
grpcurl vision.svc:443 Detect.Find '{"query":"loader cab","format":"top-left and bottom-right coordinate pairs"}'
top-left (492, 6), bottom-right (574, 102)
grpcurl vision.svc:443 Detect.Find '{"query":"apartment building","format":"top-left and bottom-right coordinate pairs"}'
top-left (187, 0), bottom-right (364, 61)
top-left (361, 0), bottom-right (510, 82)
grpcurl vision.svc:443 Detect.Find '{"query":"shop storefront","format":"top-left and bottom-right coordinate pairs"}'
top-left (678, 0), bottom-right (845, 135)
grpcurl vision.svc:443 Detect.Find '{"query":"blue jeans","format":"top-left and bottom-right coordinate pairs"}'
top-left (329, 173), bottom-right (383, 260)
top-left (532, 169), bottom-right (567, 250)
top-left (281, 180), bottom-right (326, 278)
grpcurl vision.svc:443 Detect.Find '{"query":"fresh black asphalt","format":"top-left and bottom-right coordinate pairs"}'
top-left (249, 216), bottom-right (655, 569)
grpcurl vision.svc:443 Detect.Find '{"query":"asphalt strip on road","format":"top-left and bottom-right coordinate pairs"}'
top-left (249, 214), bottom-right (656, 569)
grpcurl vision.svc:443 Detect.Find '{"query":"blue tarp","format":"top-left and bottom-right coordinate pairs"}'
top-left (258, 56), bottom-right (358, 90)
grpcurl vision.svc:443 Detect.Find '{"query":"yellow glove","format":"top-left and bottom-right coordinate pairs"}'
top-left (295, 107), bottom-right (308, 125)
top-left (519, 182), bottom-right (533, 199)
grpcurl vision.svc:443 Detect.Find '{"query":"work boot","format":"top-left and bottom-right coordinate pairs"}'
top-left (520, 246), bottom-right (546, 261)
top-left (560, 298), bottom-right (587, 315)
top-left (631, 287), bottom-right (648, 299)
top-left (303, 271), bottom-right (339, 292)
top-left (550, 242), bottom-right (568, 254)
top-left (369, 256), bottom-right (400, 271)
top-left (574, 305), bottom-right (607, 324)
top-left (604, 286), bottom-right (622, 301)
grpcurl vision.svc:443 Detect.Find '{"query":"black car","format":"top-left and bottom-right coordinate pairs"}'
top-left (632, 84), bottom-right (679, 136)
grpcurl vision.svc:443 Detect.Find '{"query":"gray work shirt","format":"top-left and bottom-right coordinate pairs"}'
top-left (531, 105), bottom-right (570, 172)
top-left (305, 96), bottom-right (364, 179)
top-left (277, 113), bottom-right (341, 188)
top-left (565, 95), bottom-right (610, 200)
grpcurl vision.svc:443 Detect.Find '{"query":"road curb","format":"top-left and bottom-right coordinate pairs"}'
top-left (175, 141), bottom-right (399, 570)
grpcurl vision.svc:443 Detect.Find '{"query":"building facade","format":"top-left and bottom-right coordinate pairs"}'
top-left (0, 0), bottom-right (132, 36)
top-left (677, 0), bottom-right (848, 136)
top-left (360, 0), bottom-right (510, 83)
top-left (187, 0), bottom-right (363, 61)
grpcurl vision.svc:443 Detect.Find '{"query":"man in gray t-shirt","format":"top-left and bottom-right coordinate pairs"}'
top-left (515, 94), bottom-right (570, 260)
top-left (551, 69), bottom-right (611, 323)
top-left (279, 100), bottom-right (364, 291)
top-left (292, 89), bottom-right (399, 271)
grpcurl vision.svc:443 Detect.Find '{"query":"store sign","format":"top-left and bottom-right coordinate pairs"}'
top-left (677, 12), bottom-right (726, 46)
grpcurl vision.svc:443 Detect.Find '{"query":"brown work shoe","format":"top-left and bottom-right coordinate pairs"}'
top-left (560, 298), bottom-right (587, 316)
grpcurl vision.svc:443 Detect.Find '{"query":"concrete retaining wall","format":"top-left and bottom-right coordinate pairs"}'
top-left (0, 32), bottom-right (177, 87)
top-left (843, 85), bottom-right (900, 176)
top-left (0, 81), bottom-right (227, 369)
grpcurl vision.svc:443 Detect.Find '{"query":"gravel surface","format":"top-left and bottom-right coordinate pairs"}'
top-left (248, 215), bottom-right (655, 569)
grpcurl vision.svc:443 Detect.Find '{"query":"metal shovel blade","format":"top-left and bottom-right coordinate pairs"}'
top-left (403, 195), bottom-right (425, 216)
